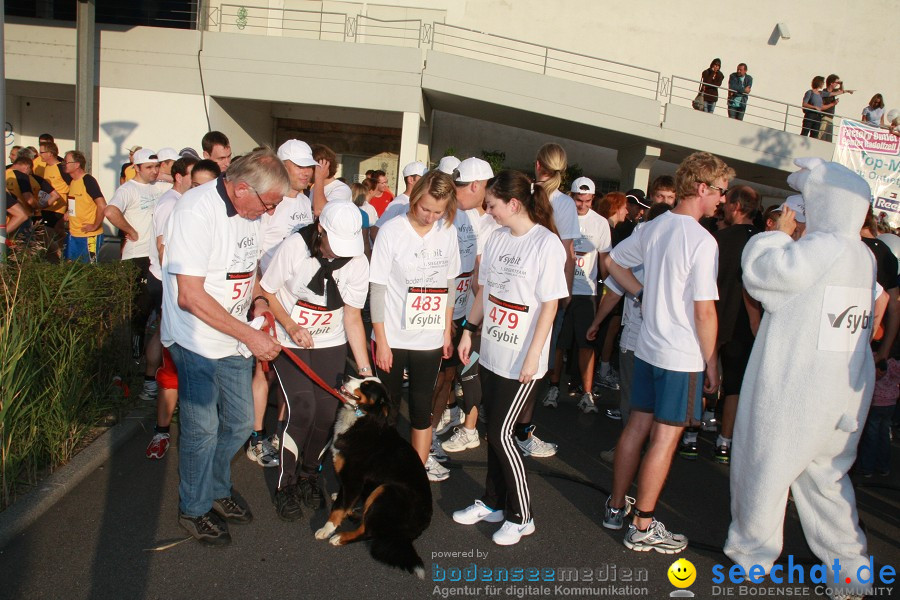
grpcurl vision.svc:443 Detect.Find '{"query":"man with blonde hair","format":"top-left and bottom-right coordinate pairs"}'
top-left (603, 151), bottom-right (734, 553)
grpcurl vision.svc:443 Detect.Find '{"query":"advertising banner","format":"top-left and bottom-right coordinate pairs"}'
top-left (832, 120), bottom-right (900, 228)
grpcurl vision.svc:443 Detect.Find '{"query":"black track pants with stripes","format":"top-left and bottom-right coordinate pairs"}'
top-left (480, 367), bottom-right (537, 525)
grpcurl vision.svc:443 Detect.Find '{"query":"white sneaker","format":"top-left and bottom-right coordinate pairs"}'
top-left (430, 432), bottom-right (449, 462)
top-left (452, 500), bottom-right (504, 525)
top-left (436, 406), bottom-right (461, 435)
top-left (246, 440), bottom-right (279, 467)
top-left (516, 428), bottom-right (558, 458)
top-left (577, 392), bottom-right (599, 414)
top-left (492, 519), bottom-right (535, 545)
top-left (442, 427), bottom-right (480, 453)
top-left (542, 386), bottom-right (559, 408)
top-left (425, 455), bottom-right (450, 482)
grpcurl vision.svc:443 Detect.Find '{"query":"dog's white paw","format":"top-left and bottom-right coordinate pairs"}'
top-left (329, 534), bottom-right (343, 546)
top-left (315, 523), bottom-right (337, 540)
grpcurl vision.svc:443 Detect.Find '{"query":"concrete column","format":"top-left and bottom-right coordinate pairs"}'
top-left (76, 0), bottom-right (96, 172)
top-left (267, 0), bottom-right (284, 37)
top-left (617, 144), bottom-right (661, 192)
top-left (398, 111), bottom-right (421, 192)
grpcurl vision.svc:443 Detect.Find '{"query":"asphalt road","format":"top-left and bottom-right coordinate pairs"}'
top-left (0, 386), bottom-right (897, 600)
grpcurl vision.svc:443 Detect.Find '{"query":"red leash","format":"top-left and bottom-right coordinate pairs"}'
top-left (259, 311), bottom-right (349, 405)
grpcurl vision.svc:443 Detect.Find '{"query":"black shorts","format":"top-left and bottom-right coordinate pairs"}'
top-left (720, 337), bottom-right (754, 397)
top-left (558, 295), bottom-right (597, 350)
top-left (147, 273), bottom-right (164, 315)
top-left (40, 211), bottom-right (63, 228)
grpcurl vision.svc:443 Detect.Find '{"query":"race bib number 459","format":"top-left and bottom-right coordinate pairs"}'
top-left (484, 294), bottom-right (531, 351)
top-left (405, 287), bottom-right (448, 330)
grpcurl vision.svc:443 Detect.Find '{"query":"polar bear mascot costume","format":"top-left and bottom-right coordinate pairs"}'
top-left (725, 158), bottom-right (879, 596)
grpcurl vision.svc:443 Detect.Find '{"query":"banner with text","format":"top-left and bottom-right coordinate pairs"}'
top-left (832, 120), bottom-right (900, 229)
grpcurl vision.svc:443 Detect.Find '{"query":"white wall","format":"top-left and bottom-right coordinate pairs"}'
top-left (97, 87), bottom-right (209, 193)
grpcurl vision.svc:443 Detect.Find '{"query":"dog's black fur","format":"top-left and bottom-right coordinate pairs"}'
top-left (315, 379), bottom-right (432, 578)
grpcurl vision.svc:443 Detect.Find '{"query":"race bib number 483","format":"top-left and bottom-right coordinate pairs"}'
top-left (405, 287), bottom-right (448, 330)
top-left (484, 294), bottom-right (531, 351)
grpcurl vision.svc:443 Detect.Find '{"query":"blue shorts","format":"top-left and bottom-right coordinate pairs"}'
top-left (630, 356), bottom-right (703, 426)
top-left (65, 234), bottom-right (104, 263)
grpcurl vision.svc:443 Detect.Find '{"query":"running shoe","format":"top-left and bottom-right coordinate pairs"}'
top-left (442, 427), bottom-right (480, 452)
top-left (212, 494), bottom-right (253, 523)
top-left (542, 386), bottom-right (559, 408)
top-left (145, 432), bottom-right (170, 459)
top-left (436, 406), bottom-right (461, 435)
top-left (678, 440), bottom-right (698, 460)
top-left (596, 371), bottom-right (621, 391)
top-left (577, 392), bottom-right (599, 414)
top-left (274, 485), bottom-right (303, 521)
top-left (296, 476), bottom-right (324, 510)
top-left (179, 511), bottom-right (230, 546)
top-left (516, 428), bottom-right (558, 458)
top-left (623, 519), bottom-right (687, 554)
top-left (452, 500), bottom-right (504, 525)
top-left (602, 495), bottom-right (635, 530)
top-left (246, 439), bottom-right (280, 467)
top-left (492, 520), bottom-right (535, 546)
top-left (425, 455), bottom-right (450, 482)
top-left (714, 444), bottom-right (731, 465)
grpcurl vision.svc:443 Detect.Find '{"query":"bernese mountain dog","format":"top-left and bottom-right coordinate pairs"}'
top-left (314, 377), bottom-right (432, 578)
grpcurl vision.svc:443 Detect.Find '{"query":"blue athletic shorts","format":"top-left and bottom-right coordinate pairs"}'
top-left (65, 234), bottom-right (104, 263)
top-left (630, 356), bottom-right (703, 426)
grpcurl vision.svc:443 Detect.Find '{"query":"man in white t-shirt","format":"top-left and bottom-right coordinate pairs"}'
top-left (372, 160), bottom-right (427, 235)
top-left (105, 148), bottom-right (171, 362)
top-left (603, 151), bottom-right (733, 554)
top-left (161, 148), bottom-right (289, 546)
top-left (546, 177), bottom-right (612, 413)
top-left (202, 131), bottom-right (232, 173)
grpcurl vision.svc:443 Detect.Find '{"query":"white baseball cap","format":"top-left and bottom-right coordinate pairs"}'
top-left (774, 195), bottom-right (807, 223)
top-left (319, 201), bottom-right (364, 258)
top-left (402, 161), bottom-right (427, 178)
top-left (454, 157), bottom-right (494, 182)
top-left (277, 140), bottom-right (317, 168)
top-left (133, 148), bottom-right (159, 165)
top-left (437, 156), bottom-right (461, 175)
top-left (570, 177), bottom-right (595, 194)
top-left (156, 147), bottom-right (180, 162)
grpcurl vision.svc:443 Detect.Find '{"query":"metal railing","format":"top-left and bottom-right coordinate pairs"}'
top-left (430, 23), bottom-right (661, 101)
top-left (667, 75), bottom-right (843, 138)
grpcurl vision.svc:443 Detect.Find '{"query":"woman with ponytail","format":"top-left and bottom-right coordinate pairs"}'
top-left (453, 170), bottom-right (568, 546)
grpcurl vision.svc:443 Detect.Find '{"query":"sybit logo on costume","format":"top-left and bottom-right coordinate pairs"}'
top-left (826, 305), bottom-right (872, 334)
top-left (818, 286), bottom-right (876, 352)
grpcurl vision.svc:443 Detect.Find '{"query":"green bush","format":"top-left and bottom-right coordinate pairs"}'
top-left (0, 258), bottom-right (137, 509)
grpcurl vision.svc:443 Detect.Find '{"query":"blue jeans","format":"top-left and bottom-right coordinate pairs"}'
top-left (704, 101), bottom-right (716, 113)
top-left (857, 405), bottom-right (894, 475)
top-left (169, 343), bottom-right (254, 517)
top-left (728, 104), bottom-right (746, 120)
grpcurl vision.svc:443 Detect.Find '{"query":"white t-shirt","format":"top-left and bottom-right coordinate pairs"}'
top-left (375, 194), bottom-right (410, 228)
top-left (260, 233), bottom-right (369, 349)
top-left (549, 189), bottom-right (580, 241)
top-left (478, 224), bottom-right (568, 379)
top-left (258, 193), bottom-right (314, 273)
top-left (161, 177), bottom-right (261, 359)
top-left (609, 211), bottom-right (719, 372)
top-left (603, 269), bottom-right (643, 353)
top-left (360, 202), bottom-right (378, 226)
top-left (572, 210), bottom-right (612, 296)
top-left (108, 179), bottom-right (170, 260)
top-left (324, 180), bottom-right (352, 203)
top-left (452, 209), bottom-right (478, 320)
top-left (369, 215), bottom-right (461, 350)
top-left (469, 209), bottom-right (501, 255)
top-left (149, 188), bottom-right (181, 281)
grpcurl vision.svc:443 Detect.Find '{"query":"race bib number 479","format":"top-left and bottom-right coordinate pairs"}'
top-left (405, 287), bottom-right (448, 330)
top-left (484, 294), bottom-right (531, 351)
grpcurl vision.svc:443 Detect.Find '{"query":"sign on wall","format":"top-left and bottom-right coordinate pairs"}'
top-left (832, 120), bottom-right (900, 229)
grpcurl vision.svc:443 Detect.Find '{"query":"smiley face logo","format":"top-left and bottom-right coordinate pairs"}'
top-left (668, 558), bottom-right (696, 588)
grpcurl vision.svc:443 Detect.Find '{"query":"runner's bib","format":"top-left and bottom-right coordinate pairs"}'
top-left (484, 294), bottom-right (531, 351)
top-left (290, 299), bottom-right (341, 340)
top-left (404, 286), bottom-right (448, 330)
top-left (454, 270), bottom-right (473, 312)
top-left (226, 270), bottom-right (254, 315)
top-left (67, 196), bottom-right (76, 217)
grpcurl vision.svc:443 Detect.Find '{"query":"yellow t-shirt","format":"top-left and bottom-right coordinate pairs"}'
top-left (67, 174), bottom-right (105, 237)
top-left (32, 156), bottom-right (47, 179)
top-left (6, 167), bottom-right (39, 206)
top-left (42, 162), bottom-right (72, 214)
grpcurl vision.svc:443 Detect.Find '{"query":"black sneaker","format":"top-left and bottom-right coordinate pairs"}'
top-left (678, 440), bottom-right (698, 460)
top-left (274, 485), bottom-right (303, 521)
top-left (212, 494), bottom-right (253, 523)
top-left (297, 476), bottom-right (324, 510)
top-left (714, 444), bottom-right (731, 465)
top-left (179, 512), bottom-right (231, 546)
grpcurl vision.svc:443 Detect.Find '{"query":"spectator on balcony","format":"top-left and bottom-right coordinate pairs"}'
top-left (699, 58), bottom-right (724, 113)
top-left (862, 94), bottom-right (886, 128)
top-left (727, 63), bottom-right (752, 121)
top-left (801, 76), bottom-right (830, 138)
top-left (819, 75), bottom-right (854, 142)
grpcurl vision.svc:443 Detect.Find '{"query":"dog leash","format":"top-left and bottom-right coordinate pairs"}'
top-left (258, 311), bottom-right (350, 405)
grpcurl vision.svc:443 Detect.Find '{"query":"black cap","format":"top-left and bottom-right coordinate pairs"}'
top-left (626, 189), bottom-right (651, 209)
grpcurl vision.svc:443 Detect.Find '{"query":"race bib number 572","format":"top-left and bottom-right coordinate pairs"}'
top-left (405, 287), bottom-right (448, 330)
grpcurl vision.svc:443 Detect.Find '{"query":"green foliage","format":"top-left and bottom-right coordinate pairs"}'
top-left (480, 150), bottom-right (506, 175)
top-left (0, 258), bottom-right (137, 509)
top-left (442, 147), bottom-right (457, 157)
top-left (564, 163), bottom-right (583, 191)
